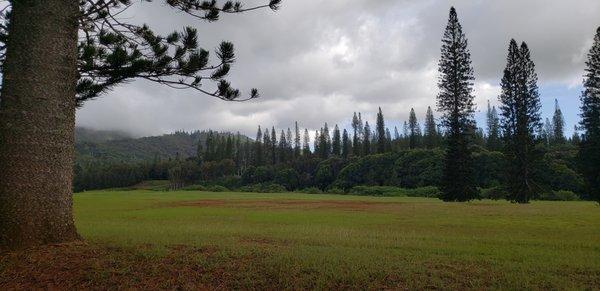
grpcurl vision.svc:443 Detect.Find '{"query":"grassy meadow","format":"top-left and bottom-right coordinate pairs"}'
top-left (3, 190), bottom-right (600, 289)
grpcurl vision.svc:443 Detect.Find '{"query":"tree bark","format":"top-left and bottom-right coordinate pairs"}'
top-left (0, 0), bottom-right (80, 249)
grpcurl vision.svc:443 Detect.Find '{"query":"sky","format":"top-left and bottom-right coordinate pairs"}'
top-left (76, 0), bottom-right (600, 138)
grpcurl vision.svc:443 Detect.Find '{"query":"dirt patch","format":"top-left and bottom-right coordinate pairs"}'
top-left (0, 242), bottom-right (216, 290)
top-left (171, 199), bottom-right (402, 212)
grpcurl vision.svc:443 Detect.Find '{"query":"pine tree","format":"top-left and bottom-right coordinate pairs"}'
top-left (342, 129), bottom-right (351, 158)
top-left (408, 108), bottom-right (421, 149)
top-left (376, 107), bottom-right (386, 153)
top-left (303, 128), bottom-right (311, 156)
top-left (314, 130), bottom-right (321, 156)
top-left (499, 40), bottom-right (543, 203)
top-left (332, 125), bottom-right (341, 156)
top-left (271, 127), bottom-right (277, 164)
top-left (0, 0), bottom-right (281, 249)
top-left (436, 7), bottom-right (478, 202)
top-left (279, 130), bottom-right (287, 163)
top-left (385, 128), bottom-right (393, 152)
top-left (552, 99), bottom-right (566, 144)
top-left (579, 27), bottom-right (600, 203)
top-left (255, 126), bottom-right (263, 166)
top-left (542, 118), bottom-right (554, 147)
top-left (486, 101), bottom-right (501, 151)
top-left (263, 129), bottom-right (271, 164)
top-left (363, 122), bottom-right (371, 155)
top-left (294, 122), bottom-right (301, 157)
top-left (424, 106), bottom-right (438, 148)
top-left (571, 125), bottom-right (581, 145)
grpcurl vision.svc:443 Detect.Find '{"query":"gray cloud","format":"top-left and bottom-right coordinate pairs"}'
top-left (76, 0), bottom-right (600, 137)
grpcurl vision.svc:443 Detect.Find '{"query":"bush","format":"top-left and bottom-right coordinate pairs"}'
top-left (539, 190), bottom-right (580, 201)
top-left (349, 186), bottom-right (407, 197)
top-left (180, 184), bottom-right (206, 191)
top-left (238, 183), bottom-right (287, 193)
top-left (480, 187), bottom-right (509, 200)
top-left (298, 187), bottom-right (323, 194)
top-left (326, 187), bottom-right (345, 194)
top-left (204, 185), bottom-right (229, 192)
top-left (405, 186), bottom-right (441, 198)
top-left (262, 183), bottom-right (287, 193)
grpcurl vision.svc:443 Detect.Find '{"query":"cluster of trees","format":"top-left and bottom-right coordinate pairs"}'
top-left (433, 8), bottom-right (599, 203)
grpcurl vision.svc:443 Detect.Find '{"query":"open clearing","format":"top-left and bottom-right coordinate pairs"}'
top-left (1, 191), bottom-right (599, 289)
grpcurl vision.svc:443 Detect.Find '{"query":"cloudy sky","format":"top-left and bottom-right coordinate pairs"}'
top-left (76, 0), bottom-right (600, 138)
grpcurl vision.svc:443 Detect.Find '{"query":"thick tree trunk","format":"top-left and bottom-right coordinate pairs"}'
top-left (0, 1), bottom-right (80, 249)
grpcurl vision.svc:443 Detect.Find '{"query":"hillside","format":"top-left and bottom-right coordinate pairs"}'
top-left (75, 129), bottom-right (245, 164)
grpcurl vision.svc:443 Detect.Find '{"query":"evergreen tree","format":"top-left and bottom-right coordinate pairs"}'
top-left (571, 125), bottom-right (582, 145)
top-left (579, 27), bottom-right (600, 203)
top-left (342, 129), bottom-right (351, 158)
top-left (303, 128), bottom-right (311, 156)
top-left (499, 40), bottom-right (543, 203)
top-left (294, 122), bottom-right (301, 157)
top-left (436, 7), bottom-right (478, 202)
top-left (542, 118), bottom-right (554, 147)
top-left (279, 130), bottom-right (287, 163)
top-left (314, 130), bottom-right (321, 156)
top-left (408, 108), bottom-right (421, 149)
top-left (552, 99), bottom-right (566, 144)
top-left (255, 126), bottom-right (263, 166)
top-left (376, 107), bottom-right (386, 153)
top-left (332, 125), bottom-right (341, 156)
top-left (363, 122), bottom-right (371, 155)
top-left (263, 129), bottom-right (271, 165)
top-left (486, 101), bottom-right (501, 151)
top-left (385, 128), bottom-right (393, 152)
top-left (0, 0), bottom-right (281, 249)
top-left (271, 127), bottom-right (277, 164)
top-left (424, 106), bottom-right (438, 148)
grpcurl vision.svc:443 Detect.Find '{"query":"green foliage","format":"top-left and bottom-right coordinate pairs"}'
top-left (334, 153), bottom-right (398, 190)
top-left (395, 149), bottom-right (443, 188)
top-left (297, 187), bottom-right (323, 194)
top-left (274, 168), bottom-right (300, 191)
top-left (479, 187), bottom-right (509, 200)
top-left (238, 183), bottom-right (286, 193)
top-left (539, 190), bottom-right (580, 201)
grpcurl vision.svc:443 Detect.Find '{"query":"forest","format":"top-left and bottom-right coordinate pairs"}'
top-left (74, 100), bottom-right (588, 202)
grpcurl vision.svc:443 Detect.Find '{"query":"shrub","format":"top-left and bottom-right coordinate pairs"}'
top-left (349, 186), bottom-right (406, 197)
top-left (326, 187), bottom-right (346, 194)
top-left (205, 185), bottom-right (229, 192)
top-left (539, 190), bottom-right (580, 201)
top-left (298, 187), bottom-right (323, 194)
top-left (406, 186), bottom-right (441, 198)
top-left (262, 183), bottom-right (287, 193)
top-left (238, 183), bottom-right (286, 193)
top-left (180, 184), bottom-right (206, 191)
top-left (480, 187), bottom-right (509, 200)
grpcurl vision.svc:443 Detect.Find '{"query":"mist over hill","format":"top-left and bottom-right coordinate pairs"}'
top-left (75, 127), bottom-right (247, 164)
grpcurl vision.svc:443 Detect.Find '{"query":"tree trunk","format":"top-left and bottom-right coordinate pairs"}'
top-left (0, 0), bottom-right (80, 249)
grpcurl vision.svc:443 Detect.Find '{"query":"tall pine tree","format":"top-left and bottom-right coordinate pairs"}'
top-left (408, 108), bottom-right (421, 149)
top-left (499, 40), bottom-right (542, 203)
top-left (579, 27), bottom-right (600, 203)
top-left (552, 99), bottom-right (566, 144)
top-left (332, 125), bottom-right (341, 156)
top-left (486, 101), bottom-right (501, 151)
top-left (376, 107), bottom-right (387, 153)
top-left (436, 7), bottom-right (478, 202)
top-left (423, 106), bottom-right (438, 148)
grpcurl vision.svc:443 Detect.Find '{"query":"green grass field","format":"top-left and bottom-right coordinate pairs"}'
top-left (3, 190), bottom-right (600, 289)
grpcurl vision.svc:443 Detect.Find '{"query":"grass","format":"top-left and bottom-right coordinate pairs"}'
top-left (3, 190), bottom-right (600, 289)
